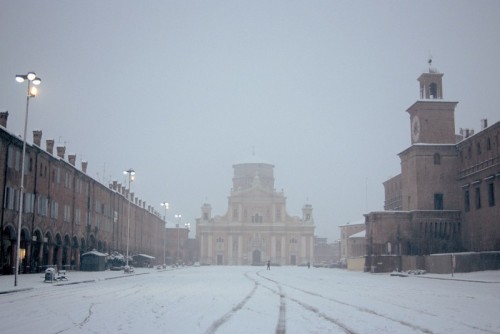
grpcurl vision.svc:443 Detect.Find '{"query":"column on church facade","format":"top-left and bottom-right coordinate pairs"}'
top-left (238, 235), bottom-right (243, 265)
top-left (281, 236), bottom-right (286, 265)
top-left (307, 235), bottom-right (314, 262)
top-left (301, 236), bottom-right (306, 264)
top-left (271, 235), bottom-right (276, 262)
top-left (207, 235), bottom-right (213, 264)
top-left (228, 235), bottom-right (233, 265)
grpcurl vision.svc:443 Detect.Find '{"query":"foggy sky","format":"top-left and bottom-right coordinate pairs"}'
top-left (1, 1), bottom-right (499, 241)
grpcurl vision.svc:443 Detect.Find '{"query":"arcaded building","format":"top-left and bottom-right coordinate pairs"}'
top-left (365, 66), bottom-right (500, 268)
top-left (196, 161), bottom-right (315, 265)
top-left (0, 113), bottom-right (166, 274)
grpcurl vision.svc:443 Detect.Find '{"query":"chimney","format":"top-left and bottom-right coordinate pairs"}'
top-left (0, 111), bottom-right (8, 128)
top-left (81, 161), bottom-right (88, 173)
top-left (46, 139), bottom-right (54, 154)
top-left (113, 180), bottom-right (118, 190)
top-left (481, 119), bottom-right (488, 130)
top-left (68, 154), bottom-right (76, 166)
top-left (56, 146), bottom-right (66, 159)
top-left (33, 130), bottom-right (42, 146)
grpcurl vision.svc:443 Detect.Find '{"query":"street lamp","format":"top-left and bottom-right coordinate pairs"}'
top-left (160, 202), bottom-right (169, 266)
top-left (175, 214), bottom-right (181, 264)
top-left (123, 168), bottom-right (135, 271)
top-left (184, 223), bottom-right (190, 264)
top-left (14, 72), bottom-right (41, 287)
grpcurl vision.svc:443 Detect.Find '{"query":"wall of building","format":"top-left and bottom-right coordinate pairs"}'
top-left (0, 114), bottom-right (165, 273)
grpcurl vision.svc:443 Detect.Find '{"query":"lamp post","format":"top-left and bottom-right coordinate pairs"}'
top-left (175, 214), bottom-right (181, 264)
top-left (14, 72), bottom-right (41, 287)
top-left (123, 168), bottom-right (135, 271)
top-left (160, 202), bottom-right (169, 266)
top-left (184, 223), bottom-right (190, 264)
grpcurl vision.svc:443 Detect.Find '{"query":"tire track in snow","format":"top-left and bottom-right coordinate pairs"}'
top-left (256, 271), bottom-right (435, 334)
top-left (275, 285), bottom-right (286, 334)
top-left (254, 271), bottom-right (356, 334)
top-left (243, 271), bottom-right (287, 334)
top-left (204, 274), bottom-right (258, 334)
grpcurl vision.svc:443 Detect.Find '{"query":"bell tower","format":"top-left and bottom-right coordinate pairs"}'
top-left (406, 60), bottom-right (458, 144)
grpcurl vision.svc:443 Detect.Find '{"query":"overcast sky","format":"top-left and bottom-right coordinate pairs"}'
top-left (1, 1), bottom-right (499, 242)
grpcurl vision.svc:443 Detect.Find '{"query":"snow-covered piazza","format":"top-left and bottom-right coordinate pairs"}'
top-left (1, 266), bottom-right (499, 334)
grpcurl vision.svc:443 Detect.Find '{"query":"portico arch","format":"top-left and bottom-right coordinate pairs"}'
top-left (1, 224), bottom-right (16, 274)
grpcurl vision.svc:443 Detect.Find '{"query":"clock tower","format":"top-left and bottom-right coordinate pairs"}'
top-left (406, 64), bottom-right (458, 144)
top-left (399, 63), bottom-right (461, 211)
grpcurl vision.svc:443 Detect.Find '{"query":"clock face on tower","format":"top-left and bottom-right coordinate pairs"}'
top-left (412, 115), bottom-right (421, 142)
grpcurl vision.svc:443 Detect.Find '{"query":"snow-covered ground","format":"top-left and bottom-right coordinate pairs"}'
top-left (1, 266), bottom-right (499, 333)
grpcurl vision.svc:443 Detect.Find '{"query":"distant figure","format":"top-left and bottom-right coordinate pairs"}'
top-left (307, 262), bottom-right (310, 269)
top-left (267, 260), bottom-right (271, 270)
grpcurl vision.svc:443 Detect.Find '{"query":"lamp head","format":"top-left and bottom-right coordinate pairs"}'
top-left (29, 86), bottom-right (38, 97)
top-left (26, 72), bottom-right (36, 81)
top-left (15, 75), bottom-right (25, 83)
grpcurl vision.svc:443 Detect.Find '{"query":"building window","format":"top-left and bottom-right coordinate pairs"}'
top-left (75, 208), bottom-right (81, 225)
top-left (464, 190), bottom-right (470, 212)
top-left (467, 146), bottom-right (472, 159)
top-left (488, 182), bottom-right (495, 207)
top-left (476, 142), bottom-right (482, 155)
top-left (52, 168), bottom-right (60, 183)
top-left (487, 137), bottom-right (492, 151)
top-left (50, 201), bottom-right (58, 219)
top-left (475, 187), bottom-right (481, 209)
top-left (433, 153), bottom-right (441, 165)
top-left (251, 214), bottom-right (262, 223)
top-left (7, 146), bottom-right (14, 169)
top-left (434, 193), bottom-right (444, 210)
top-left (429, 82), bottom-right (438, 98)
top-left (37, 196), bottom-right (48, 216)
top-left (64, 205), bottom-right (71, 222)
top-left (15, 149), bottom-right (21, 171)
top-left (23, 193), bottom-right (35, 213)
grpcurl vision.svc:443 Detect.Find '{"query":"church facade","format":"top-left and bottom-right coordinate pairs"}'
top-left (196, 162), bottom-right (315, 266)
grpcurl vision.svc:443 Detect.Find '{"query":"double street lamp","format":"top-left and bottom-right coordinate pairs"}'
top-left (123, 168), bottom-right (135, 271)
top-left (160, 202), bottom-right (169, 266)
top-left (14, 72), bottom-right (41, 287)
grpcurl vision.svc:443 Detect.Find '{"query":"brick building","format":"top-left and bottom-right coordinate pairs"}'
top-left (0, 113), bottom-right (165, 274)
top-left (365, 66), bottom-right (500, 271)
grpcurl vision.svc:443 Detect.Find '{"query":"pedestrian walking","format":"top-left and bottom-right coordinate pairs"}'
top-left (267, 260), bottom-right (271, 270)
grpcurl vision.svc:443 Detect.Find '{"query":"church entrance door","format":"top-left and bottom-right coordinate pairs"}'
top-left (252, 250), bottom-right (261, 265)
